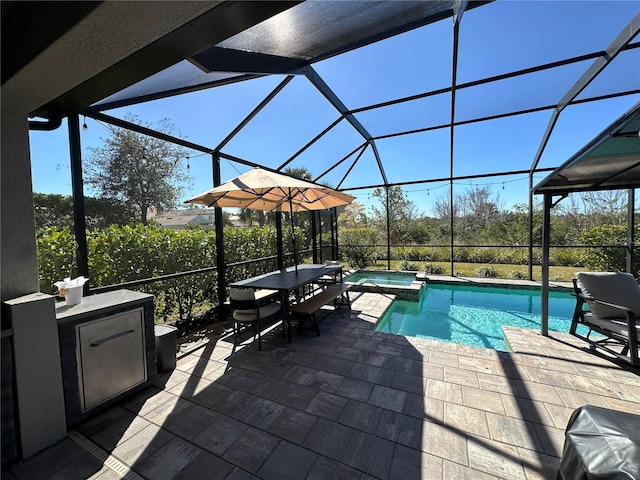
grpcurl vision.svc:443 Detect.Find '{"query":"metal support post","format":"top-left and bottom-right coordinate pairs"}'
top-left (318, 212), bottom-right (323, 263)
top-left (450, 181), bottom-right (454, 276)
top-left (627, 188), bottom-right (636, 273)
top-left (311, 211), bottom-right (318, 264)
top-left (528, 173), bottom-right (534, 280)
top-left (276, 213), bottom-right (283, 270)
top-left (330, 209), bottom-right (336, 260)
top-left (541, 192), bottom-right (552, 337)
top-left (334, 208), bottom-right (340, 261)
top-left (386, 186), bottom-right (391, 270)
top-left (68, 114), bottom-right (89, 288)
top-left (212, 153), bottom-right (226, 317)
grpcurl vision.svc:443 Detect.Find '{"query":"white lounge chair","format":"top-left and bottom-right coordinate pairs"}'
top-left (571, 272), bottom-right (640, 367)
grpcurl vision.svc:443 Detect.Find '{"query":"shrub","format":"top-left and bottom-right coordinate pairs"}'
top-left (36, 224), bottom-right (291, 326)
top-left (393, 246), bottom-right (430, 261)
top-left (580, 224), bottom-right (640, 272)
top-left (399, 260), bottom-right (419, 271)
top-left (549, 247), bottom-right (585, 267)
top-left (509, 270), bottom-right (525, 279)
top-left (424, 263), bottom-right (445, 274)
top-left (340, 228), bottom-right (378, 269)
top-left (466, 247), bottom-right (495, 263)
top-left (453, 246), bottom-right (470, 262)
top-left (494, 247), bottom-right (526, 265)
top-left (476, 266), bottom-right (498, 278)
top-left (36, 226), bottom-right (76, 294)
top-left (430, 246), bottom-right (450, 262)
top-left (86, 224), bottom-right (219, 322)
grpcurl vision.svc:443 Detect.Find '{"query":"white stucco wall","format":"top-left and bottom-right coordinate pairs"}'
top-left (0, 0), bottom-right (219, 460)
top-left (1, 105), bottom-right (39, 301)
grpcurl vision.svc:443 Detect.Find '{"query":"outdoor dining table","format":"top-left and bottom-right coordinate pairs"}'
top-left (230, 263), bottom-right (344, 343)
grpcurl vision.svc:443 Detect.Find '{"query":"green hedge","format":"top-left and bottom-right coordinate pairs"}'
top-left (36, 225), bottom-right (296, 326)
top-left (382, 245), bottom-right (585, 267)
top-left (339, 228), bottom-right (378, 268)
top-left (580, 224), bottom-right (640, 273)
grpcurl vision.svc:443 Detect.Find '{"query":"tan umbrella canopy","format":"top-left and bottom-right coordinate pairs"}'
top-left (185, 168), bottom-right (355, 271)
top-left (185, 168), bottom-right (355, 212)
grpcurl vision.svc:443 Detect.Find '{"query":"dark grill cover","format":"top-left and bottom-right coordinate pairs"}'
top-left (557, 405), bottom-right (640, 480)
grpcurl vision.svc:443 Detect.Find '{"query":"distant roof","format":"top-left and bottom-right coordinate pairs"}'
top-left (534, 102), bottom-right (640, 195)
top-left (149, 206), bottom-right (212, 222)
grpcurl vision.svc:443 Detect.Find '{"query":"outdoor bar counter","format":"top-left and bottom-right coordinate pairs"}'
top-left (56, 289), bottom-right (156, 427)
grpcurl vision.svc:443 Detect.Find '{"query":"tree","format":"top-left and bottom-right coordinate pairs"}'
top-left (431, 186), bottom-right (502, 242)
top-left (283, 167), bottom-right (313, 182)
top-left (581, 190), bottom-right (627, 224)
top-left (338, 202), bottom-right (368, 229)
top-left (432, 188), bottom-right (459, 220)
top-left (34, 193), bottom-right (74, 229)
top-left (34, 192), bottom-right (135, 230)
top-left (283, 167), bottom-right (316, 248)
top-left (85, 115), bottom-right (190, 225)
top-left (238, 207), bottom-right (260, 227)
top-left (340, 228), bottom-right (379, 268)
top-left (457, 186), bottom-right (502, 240)
top-left (369, 186), bottom-right (430, 243)
top-left (580, 224), bottom-right (640, 273)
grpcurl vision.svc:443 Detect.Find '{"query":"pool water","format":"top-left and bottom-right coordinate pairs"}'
top-left (346, 271), bottom-right (416, 287)
top-left (375, 283), bottom-right (578, 351)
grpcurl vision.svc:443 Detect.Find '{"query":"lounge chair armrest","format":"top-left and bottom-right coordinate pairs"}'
top-left (585, 297), bottom-right (638, 344)
top-left (586, 297), bottom-right (635, 319)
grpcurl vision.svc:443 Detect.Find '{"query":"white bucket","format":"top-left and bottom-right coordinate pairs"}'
top-left (65, 285), bottom-right (83, 306)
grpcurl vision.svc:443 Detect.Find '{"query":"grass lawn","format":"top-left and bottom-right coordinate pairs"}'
top-left (359, 260), bottom-right (579, 282)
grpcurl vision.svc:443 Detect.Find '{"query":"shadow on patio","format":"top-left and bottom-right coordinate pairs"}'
top-left (6, 292), bottom-right (640, 480)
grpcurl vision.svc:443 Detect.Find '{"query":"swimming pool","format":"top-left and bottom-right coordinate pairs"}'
top-left (375, 283), bottom-right (577, 351)
top-left (345, 271), bottom-right (416, 286)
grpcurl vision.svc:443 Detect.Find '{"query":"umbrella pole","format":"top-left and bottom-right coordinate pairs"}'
top-left (290, 197), bottom-right (298, 274)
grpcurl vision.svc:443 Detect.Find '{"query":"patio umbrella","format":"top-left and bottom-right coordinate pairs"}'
top-left (185, 168), bottom-right (355, 272)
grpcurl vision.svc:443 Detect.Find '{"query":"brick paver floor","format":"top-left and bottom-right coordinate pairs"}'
top-left (5, 291), bottom-right (639, 479)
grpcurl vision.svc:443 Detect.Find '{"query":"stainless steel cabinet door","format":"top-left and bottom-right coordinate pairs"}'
top-left (77, 308), bottom-right (147, 411)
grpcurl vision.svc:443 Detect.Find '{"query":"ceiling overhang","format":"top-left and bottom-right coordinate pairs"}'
top-left (35, 1), bottom-right (302, 117)
top-left (1, 1), bottom-right (103, 85)
top-left (534, 102), bottom-right (640, 195)
top-left (44, 1), bottom-right (490, 115)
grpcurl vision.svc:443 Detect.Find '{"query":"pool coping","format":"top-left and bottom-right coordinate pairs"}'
top-left (343, 270), bottom-right (424, 301)
top-left (417, 273), bottom-right (574, 293)
top-left (345, 270), bottom-right (576, 351)
top-left (343, 269), bottom-right (574, 295)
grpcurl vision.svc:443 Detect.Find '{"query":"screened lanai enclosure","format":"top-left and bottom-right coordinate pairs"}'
top-left (31, 1), bottom-right (640, 320)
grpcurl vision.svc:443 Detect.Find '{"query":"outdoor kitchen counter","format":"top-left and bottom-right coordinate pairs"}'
top-left (55, 289), bottom-right (153, 324)
top-left (55, 289), bottom-right (156, 427)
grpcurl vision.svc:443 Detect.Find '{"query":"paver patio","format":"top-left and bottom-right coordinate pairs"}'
top-left (4, 291), bottom-right (639, 479)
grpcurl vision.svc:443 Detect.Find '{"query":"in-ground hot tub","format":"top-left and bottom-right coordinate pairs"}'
top-left (344, 270), bottom-right (425, 301)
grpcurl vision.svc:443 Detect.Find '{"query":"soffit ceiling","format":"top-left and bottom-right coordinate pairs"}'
top-left (40, 0), bottom-right (484, 115)
top-left (534, 102), bottom-right (640, 194)
top-left (15, 1), bottom-right (640, 194)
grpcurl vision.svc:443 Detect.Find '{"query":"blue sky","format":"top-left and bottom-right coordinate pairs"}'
top-left (29, 1), bottom-right (639, 216)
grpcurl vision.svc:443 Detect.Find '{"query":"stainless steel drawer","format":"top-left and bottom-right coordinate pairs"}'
top-left (76, 308), bottom-right (147, 412)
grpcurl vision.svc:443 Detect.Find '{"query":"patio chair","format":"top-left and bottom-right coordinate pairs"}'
top-left (230, 287), bottom-right (281, 351)
top-left (316, 260), bottom-right (341, 286)
top-left (570, 272), bottom-right (640, 367)
top-left (315, 260), bottom-right (349, 306)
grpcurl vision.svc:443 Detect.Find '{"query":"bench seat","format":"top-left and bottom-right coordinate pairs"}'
top-left (290, 284), bottom-right (351, 335)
